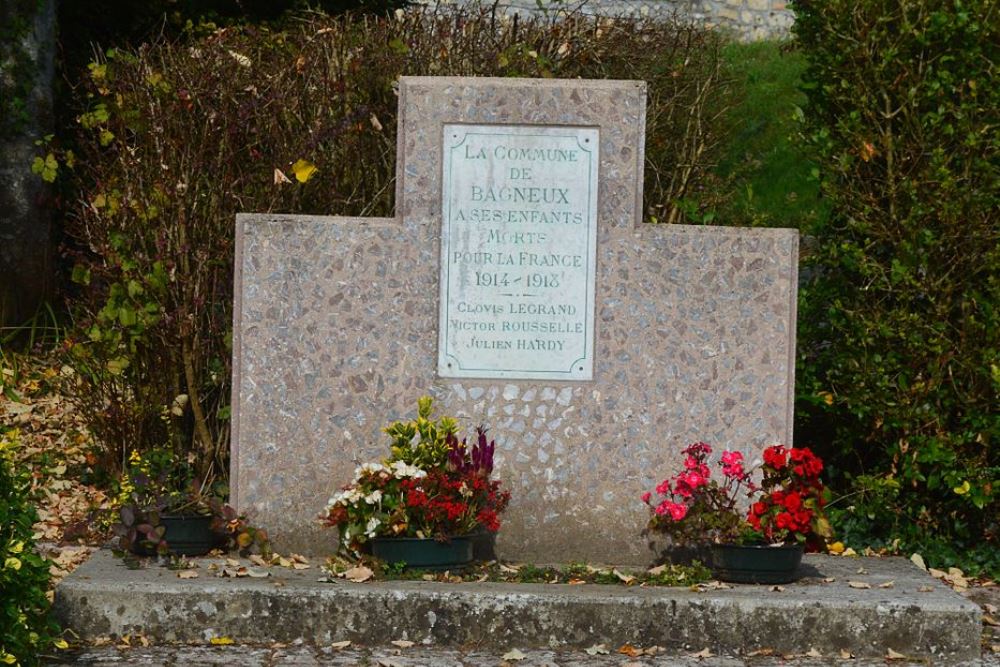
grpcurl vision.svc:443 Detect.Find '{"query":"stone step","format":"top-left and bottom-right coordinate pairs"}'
top-left (54, 551), bottom-right (981, 664)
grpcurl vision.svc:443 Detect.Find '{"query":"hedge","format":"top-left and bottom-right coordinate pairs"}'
top-left (793, 0), bottom-right (999, 574)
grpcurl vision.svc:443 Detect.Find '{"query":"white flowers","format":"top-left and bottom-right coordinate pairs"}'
top-left (364, 490), bottom-right (382, 505)
top-left (353, 462), bottom-right (386, 481)
top-left (365, 517), bottom-right (381, 538)
top-left (389, 460), bottom-right (426, 479)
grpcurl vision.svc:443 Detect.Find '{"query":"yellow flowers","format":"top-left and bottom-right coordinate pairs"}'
top-left (4, 557), bottom-right (22, 571)
top-left (9, 541), bottom-right (24, 554)
top-left (953, 480), bottom-right (971, 495)
top-left (828, 541), bottom-right (845, 555)
top-left (2, 652), bottom-right (17, 664)
top-left (209, 636), bottom-right (234, 645)
top-left (53, 639), bottom-right (69, 649)
top-left (291, 159), bottom-right (318, 183)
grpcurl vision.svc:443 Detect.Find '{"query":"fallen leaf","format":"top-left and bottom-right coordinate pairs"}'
top-left (878, 581), bottom-right (895, 589)
top-left (847, 581), bottom-right (871, 589)
top-left (689, 647), bottom-right (714, 658)
top-left (226, 558), bottom-right (241, 567)
top-left (910, 553), bottom-right (927, 570)
top-left (613, 569), bottom-right (636, 584)
top-left (249, 554), bottom-right (268, 567)
top-left (839, 648), bottom-right (855, 659)
top-left (647, 564), bottom-right (667, 575)
top-left (929, 568), bottom-right (947, 579)
top-left (567, 578), bottom-right (586, 585)
top-left (177, 570), bottom-right (198, 579)
top-left (886, 648), bottom-right (907, 660)
top-left (501, 648), bottom-right (526, 661)
top-left (747, 647), bottom-right (774, 656)
top-left (330, 640), bottom-right (352, 649)
top-left (585, 644), bottom-right (609, 655)
top-left (291, 553), bottom-right (309, 564)
top-left (618, 643), bottom-right (641, 657)
top-left (342, 565), bottom-right (373, 583)
top-left (390, 640), bottom-right (414, 648)
top-left (421, 574), bottom-right (436, 581)
top-left (273, 168), bottom-right (291, 185)
top-left (856, 566), bottom-right (868, 574)
top-left (370, 114), bottom-right (383, 132)
top-left (842, 547), bottom-right (857, 556)
top-left (823, 577), bottom-right (836, 583)
top-left (210, 636), bottom-right (234, 645)
top-left (499, 563), bottom-right (521, 574)
top-left (769, 585), bottom-right (785, 592)
top-left (292, 562), bottom-right (310, 570)
top-left (805, 647), bottom-right (823, 658)
top-left (291, 159), bottom-right (317, 184)
top-left (918, 585), bottom-right (935, 592)
top-left (983, 614), bottom-right (1000, 627)
top-left (227, 50), bottom-right (251, 67)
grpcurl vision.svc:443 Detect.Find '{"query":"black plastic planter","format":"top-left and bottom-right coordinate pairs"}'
top-left (132, 515), bottom-right (218, 557)
top-left (710, 543), bottom-right (804, 584)
top-left (371, 535), bottom-right (474, 571)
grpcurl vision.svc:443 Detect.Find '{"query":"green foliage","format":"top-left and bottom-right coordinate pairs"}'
top-left (712, 41), bottom-right (826, 231)
top-left (384, 397), bottom-right (459, 470)
top-left (64, 9), bottom-right (731, 481)
top-left (793, 0), bottom-right (1000, 576)
top-left (0, 429), bottom-right (62, 666)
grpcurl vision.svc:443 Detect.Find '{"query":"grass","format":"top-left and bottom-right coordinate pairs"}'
top-left (709, 40), bottom-right (827, 232)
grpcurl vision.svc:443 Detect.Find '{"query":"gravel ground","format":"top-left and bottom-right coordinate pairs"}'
top-left (45, 643), bottom-right (1000, 667)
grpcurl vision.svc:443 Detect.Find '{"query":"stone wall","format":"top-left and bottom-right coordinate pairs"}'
top-left (680, 0), bottom-right (792, 40)
top-left (427, 0), bottom-right (794, 41)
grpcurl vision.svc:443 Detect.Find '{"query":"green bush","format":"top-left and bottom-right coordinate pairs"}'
top-left (793, 0), bottom-right (999, 574)
top-left (61, 9), bottom-right (732, 480)
top-left (0, 429), bottom-right (61, 666)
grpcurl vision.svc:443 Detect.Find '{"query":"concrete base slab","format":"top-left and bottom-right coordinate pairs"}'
top-left (54, 551), bottom-right (981, 664)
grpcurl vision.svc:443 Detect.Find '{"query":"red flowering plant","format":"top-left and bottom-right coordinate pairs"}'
top-left (322, 397), bottom-right (510, 553)
top-left (643, 442), bottom-right (832, 548)
top-left (746, 445), bottom-right (832, 548)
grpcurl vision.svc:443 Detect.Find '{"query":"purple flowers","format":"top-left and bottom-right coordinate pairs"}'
top-left (447, 426), bottom-right (495, 475)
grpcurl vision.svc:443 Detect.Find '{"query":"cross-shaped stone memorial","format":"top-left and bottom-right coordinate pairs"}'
top-left (231, 77), bottom-right (798, 564)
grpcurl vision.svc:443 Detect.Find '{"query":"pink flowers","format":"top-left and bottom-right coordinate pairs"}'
top-left (655, 500), bottom-right (688, 521)
top-left (721, 450), bottom-right (745, 479)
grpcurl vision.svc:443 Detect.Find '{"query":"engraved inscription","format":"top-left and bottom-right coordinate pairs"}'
top-left (438, 124), bottom-right (599, 380)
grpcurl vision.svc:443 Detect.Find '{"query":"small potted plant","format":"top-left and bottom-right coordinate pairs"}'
top-left (643, 442), bottom-right (831, 584)
top-left (321, 396), bottom-right (510, 570)
top-left (112, 448), bottom-right (269, 558)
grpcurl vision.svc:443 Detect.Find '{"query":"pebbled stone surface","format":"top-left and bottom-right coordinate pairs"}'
top-left (232, 77), bottom-right (799, 564)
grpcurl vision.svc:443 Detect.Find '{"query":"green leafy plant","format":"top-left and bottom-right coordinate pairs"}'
top-left (793, 0), bottom-right (999, 576)
top-left (111, 448), bottom-right (269, 557)
top-left (0, 429), bottom-right (66, 666)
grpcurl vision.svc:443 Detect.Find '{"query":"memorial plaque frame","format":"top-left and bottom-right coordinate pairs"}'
top-left (438, 123), bottom-right (600, 381)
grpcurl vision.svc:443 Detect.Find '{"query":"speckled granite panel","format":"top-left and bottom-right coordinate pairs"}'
top-left (398, 77), bottom-right (646, 229)
top-left (233, 78), bottom-right (798, 565)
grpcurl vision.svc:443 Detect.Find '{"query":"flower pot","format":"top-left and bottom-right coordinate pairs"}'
top-left (132, 514), bottom-right (218, 557)
top-left (469, 529), bottom-right (498, 561)
top-left (371, 535), bottom-right (473, 571)
top-left (710, 543), bottom-right (804, 584)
